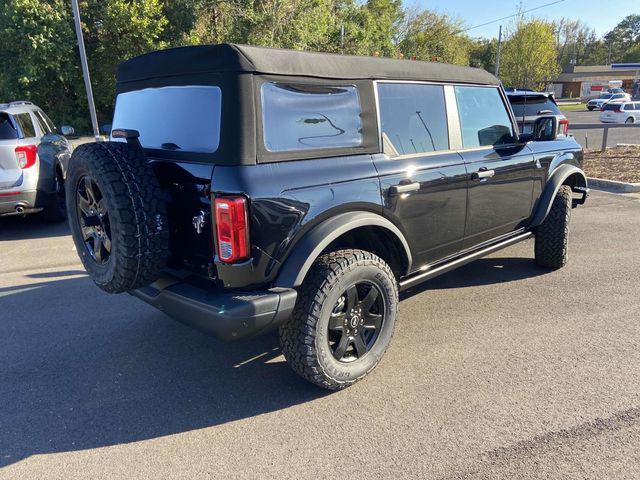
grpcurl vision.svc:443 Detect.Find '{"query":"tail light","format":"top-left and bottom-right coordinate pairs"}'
top-left (558, 119), bottom-right (569, 136)
top-left (15, 145), bottom-right (37, 169)
top-left (214, 196), bottom-right (249, 263)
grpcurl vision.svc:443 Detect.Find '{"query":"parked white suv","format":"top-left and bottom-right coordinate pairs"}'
top-left (599, 101), bottom-right (640, 124)
top-left (587, 92), bottom-right (631, 111)
top-left (0, 101), bottom-right (74, 221)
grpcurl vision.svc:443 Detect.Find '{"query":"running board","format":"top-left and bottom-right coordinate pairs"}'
top-left (398, 231), bottom-right (534, 291)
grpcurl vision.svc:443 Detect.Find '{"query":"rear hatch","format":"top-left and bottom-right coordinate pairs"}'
top-left (0, 112), bottom-right (22, 189)
top-left (110, 85), bottom-right (222, 276)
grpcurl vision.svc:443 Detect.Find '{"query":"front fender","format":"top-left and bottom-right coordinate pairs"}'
top-left (274, 211), bottom-right (412, 288)
top-left (529, 164), bottom-right (587, 228)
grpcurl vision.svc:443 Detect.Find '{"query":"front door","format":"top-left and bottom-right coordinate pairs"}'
top-left (373, 82), bottom-right (468, 271)
top-left (452, 85), bottom-right (536, 249)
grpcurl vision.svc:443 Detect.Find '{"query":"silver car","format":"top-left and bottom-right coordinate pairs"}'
top-left (586, 92), bottom-right (631, 111)
top-left (0, 101), bottom-right (74, 221)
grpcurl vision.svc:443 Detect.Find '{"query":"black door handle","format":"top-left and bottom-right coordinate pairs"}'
top-left (471, 169), bottom-right (495, 180)
top-left (389, 182), bottom-right (420, 195)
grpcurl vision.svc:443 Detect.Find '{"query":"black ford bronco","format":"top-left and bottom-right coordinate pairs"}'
top-left (66, 44), bottom-right (588, 390)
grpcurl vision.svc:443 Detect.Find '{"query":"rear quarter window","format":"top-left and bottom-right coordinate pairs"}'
top-left (0, 113), bottom-right (19, 140)
top-left (261, 82), bottom-right (363, 152)
top-left (13, 112), bottom-right (36, 138)
top-left (111, 86), bottom-right (222, 153)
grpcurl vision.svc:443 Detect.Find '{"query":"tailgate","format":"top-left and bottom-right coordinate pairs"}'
top-left (0, 141), bottom-right (22, 189)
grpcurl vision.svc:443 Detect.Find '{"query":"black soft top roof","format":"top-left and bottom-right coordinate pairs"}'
top-left (117, 43), bottom-right (499, 86)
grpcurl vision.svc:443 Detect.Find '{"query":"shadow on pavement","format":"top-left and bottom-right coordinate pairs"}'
top-left (0, 275), bottom-right (327, 468)
top-left (0, 255), bottom-right (547, 467)
top-left (0, 215), bottom-right (70, 241)
top-left (401, 256), bottom-right (548, 299)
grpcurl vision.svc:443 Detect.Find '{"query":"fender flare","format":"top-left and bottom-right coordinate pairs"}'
top-left (274, 211), bottom-right (412, 288)
top-left (529, 164), bottom-right (587, 228)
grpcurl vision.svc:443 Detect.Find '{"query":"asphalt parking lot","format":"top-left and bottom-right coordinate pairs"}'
top-left (563, 109), bottom-right (640, 149)
top-left (1, 190), bottom-right (639, 479)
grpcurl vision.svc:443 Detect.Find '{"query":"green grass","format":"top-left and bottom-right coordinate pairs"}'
top-left (558, 103), bottom-right (587, 112)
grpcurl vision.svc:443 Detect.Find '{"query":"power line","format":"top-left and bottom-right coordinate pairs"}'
top-left (460, 0), bottom-right (567, 33)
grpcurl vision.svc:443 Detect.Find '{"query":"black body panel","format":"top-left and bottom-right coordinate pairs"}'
top-left (373, 152), bottom-right (468, 269)
top-left (459, 144), bottom-right (537, 249)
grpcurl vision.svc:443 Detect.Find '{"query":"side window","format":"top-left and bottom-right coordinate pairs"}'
top-left (13, 113), bottom-right (36, 138)
top-left (454, 86), bottom-right (515, 149)
top-left (377, 83), bottom-right (449, 156)
top-left (34, 111), bottom-right (51, 134)
top-left (261, 82), bottom-right (363, 152)
top-left (35, 110), bottom-right (54, 133)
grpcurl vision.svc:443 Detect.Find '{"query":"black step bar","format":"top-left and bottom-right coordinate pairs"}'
top-left (398, 231), bottom-right (534, 291)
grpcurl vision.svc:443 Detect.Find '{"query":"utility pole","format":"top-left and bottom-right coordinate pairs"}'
top-left (495, 25), bottom-right (503, 77)
top-left (71, 0), bottom-right (101, 141)
top-left (340, 25), bottom-right (345, 54)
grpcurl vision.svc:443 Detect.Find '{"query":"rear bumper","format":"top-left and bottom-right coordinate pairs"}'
top-left (0, 189), bottom-right (39, 216)
top-left (131, 275), bottom-right (297, 341)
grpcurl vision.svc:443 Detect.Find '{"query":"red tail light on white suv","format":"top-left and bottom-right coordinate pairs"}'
top-left (15, 145), bottom-right (38, 169)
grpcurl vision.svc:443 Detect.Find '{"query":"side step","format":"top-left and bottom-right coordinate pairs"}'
top-left (398, 231), bottom-right (533, 291)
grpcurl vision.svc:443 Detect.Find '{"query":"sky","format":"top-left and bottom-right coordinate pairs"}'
top-left (410, 0), bottom-right (638, 39)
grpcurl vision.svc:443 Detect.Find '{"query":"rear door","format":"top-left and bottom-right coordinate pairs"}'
top-left (373, 82), bottom-right (468, 269)
top-left (453, 85), bottom-right (536, 249)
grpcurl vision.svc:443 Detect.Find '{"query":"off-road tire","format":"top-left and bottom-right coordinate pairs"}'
top-left (42, 170), bottom-right (67, 223)
top-left (534, 185), bottom-right (572, 269)
top-left (279, 249), bottom-right (398, 390)
top-left (66, 142), bottom-right (169, 293)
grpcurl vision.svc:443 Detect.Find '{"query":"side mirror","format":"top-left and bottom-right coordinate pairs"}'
top-left (533, 116), bottom-right (558, 142)
top-left (60, 125), bottom-right (75, 136)
top-left (101, 123), bottom-right (112, 135)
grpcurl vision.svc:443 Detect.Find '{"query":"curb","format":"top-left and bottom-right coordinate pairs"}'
top-left (588, 177), bottom-right (640, 193)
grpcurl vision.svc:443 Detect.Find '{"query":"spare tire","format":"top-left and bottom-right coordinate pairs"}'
top-left (65, 141), bottom-right (169, 293)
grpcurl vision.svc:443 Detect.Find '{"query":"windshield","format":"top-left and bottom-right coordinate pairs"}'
top-left (111, 86), bottom-right (222, 153)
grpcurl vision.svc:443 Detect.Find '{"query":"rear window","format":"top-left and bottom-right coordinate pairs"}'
top-left (508, 96), bottom-right (561, 117)
top-left (261, 82), bottom-right (363, 152)
top-left (111, 86), bottom-right (222, 153)
top-left (603, 103), bottom-right (622, 111)
top-left (0, 113), bottom-right (18, 140)
top-left (13, 113), bottom-right (36, 138)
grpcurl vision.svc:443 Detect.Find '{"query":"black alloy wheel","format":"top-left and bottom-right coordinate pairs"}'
top-left (328, 281), bottom-right (384, 362)
top-left (76, 175), bottom-right (112, 264)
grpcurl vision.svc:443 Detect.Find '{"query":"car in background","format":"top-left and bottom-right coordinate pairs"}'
top-left (586, 92), bottom-right (631, 111)
top-left (506, 89), bottom-right (569, 138)
top-left (0, 101), bottom-right (74, 221)
top-left (599, 101), bottom-right (640, 124)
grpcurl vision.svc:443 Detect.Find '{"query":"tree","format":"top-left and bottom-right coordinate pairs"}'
top-left (398, 10), bottom-right (470, 64)
top-left (604, 14), bottom-right (640, 63)
top-left (0, 0), bottom-right (85, 128)
top-left (499, 19), bottom-right (560, 90)
top-left (468, 38), bottom-right (497, 72)
top-left (553, 19), bottom-right (596, 69)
